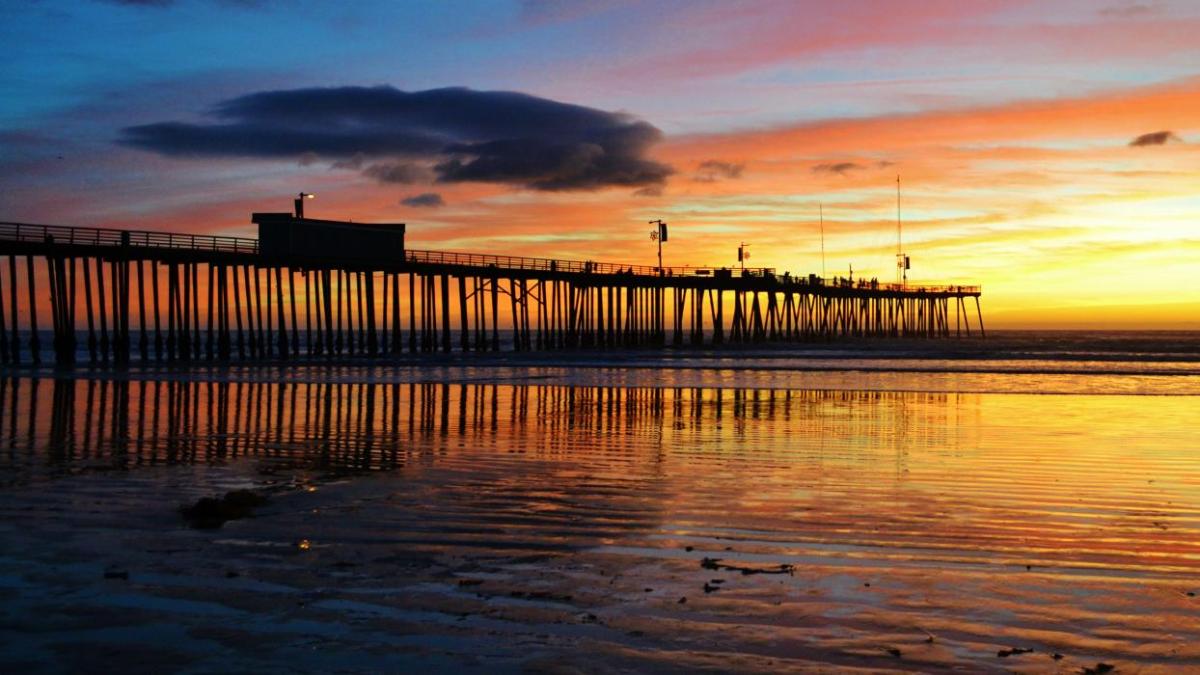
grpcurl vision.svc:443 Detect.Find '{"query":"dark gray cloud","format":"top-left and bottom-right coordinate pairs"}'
top-left (812, 161), bottom-right (863, 176)
top-left (120, 85), bottom-right (673, 191)
top-left (330, 153), bottom-right (366, 170)
top-left (694, 159), bottom-right (743, 182)
top-left (1128, 130), bottom-right (1181, 146)
top-left (363, 162), bottom-right (429, 184)
top-left (400, 192), bottom-right (445, 208)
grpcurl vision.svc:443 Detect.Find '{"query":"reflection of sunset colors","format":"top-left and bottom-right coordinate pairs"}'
top-left (4, 2), bottom-right (1199, 328)
top-left (3, 376), bottom-right (1199, 669)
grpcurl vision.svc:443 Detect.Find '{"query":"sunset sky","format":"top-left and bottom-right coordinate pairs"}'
top-left (3, 0), bottom-right (1198, 328)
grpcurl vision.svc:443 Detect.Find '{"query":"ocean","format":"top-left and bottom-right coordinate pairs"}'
top-left (0, 330), bottom-right (1197, 672)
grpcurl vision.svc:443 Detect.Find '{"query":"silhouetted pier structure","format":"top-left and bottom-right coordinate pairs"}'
top-left (0, 216), bottom-right (983, 365)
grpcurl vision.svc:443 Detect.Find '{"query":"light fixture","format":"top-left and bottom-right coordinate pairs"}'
top-left (294, 192), bottom-right (315, 218)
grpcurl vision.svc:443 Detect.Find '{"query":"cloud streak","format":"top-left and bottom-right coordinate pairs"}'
top-left (120, 86), bottom-right (672, 192)
top-left (694, 160), bottom-right (744, 182)
top-left (812, 161), bottom-right (863, 176)
top-left (1128, 130), bottom-right (1181, 146)
top-left (400, 192), bottom-right (445, 208)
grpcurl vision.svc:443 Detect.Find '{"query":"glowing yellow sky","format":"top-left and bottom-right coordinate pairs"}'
top-left (282, 77), bottom-right (1198, 328)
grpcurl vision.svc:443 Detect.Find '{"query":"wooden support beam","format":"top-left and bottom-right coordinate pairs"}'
top-left (263, 264), bottom-right (273, 358)
top-left (408, 272), bottom-right (417, 353)
top-left (120, 260), bottom-right (131, 362)
top-left (251, 266), bottom-right (263, 357)
top-left (550, 280), bottom-right (559, 349)
top-left (206, 264), bottom-right (215, 359)
top-left (713, 289), bottom-right (724, 345)
top-left (0, 258), bottom-right (7, 363)
top-left (289, 269), bottom-right (300, 356)
top-left (441, 274), bottom-right (451, 353)
top-left (218, 265), bottom-right (230, 359)
top-left (46, 255), bottom-right (61, 363)
top-left (521, 278), bottom-right (531, 351)
top-left (25, 257), bottom-right (40, 363)
top-left (509, 279), bottom-right (520, 351)
top-left (232, 265), bottom-right (245, 358)
top-left (419, 274), bottom-right (429, 352)
top-left (305, 270), bottom-right (314, 356)
top-left (356, 271), bottom-right (366, 352)
top-left (180, 261), bottom-right (191, 360)
top-left (392, 272), bottom-right (402, 355)
top-left (110, 259), bottom-right (121, 362)
top-left (136, 260), bottom-right (147, 360)
top-left (458, 275), bottom-right (469, 352)
top-left (337, 269), bottom-right (347, 355)
top-left (490, 276), bottom-right (500, 351)
top-left (67, 257), bottom-right (77, 360)
top-left (475, 277), bottom-right (485, 351)
top-left (81, 257), bottom-right (96, 361)
top-left (276, 266), bottom-right (288, 359)
top-left (7, 256), bottom-right (19, 361)
top-left (535, 280), bottom-right (545, 350)
top-left (323, 269), bottom-right (334, 355)
top-left (379, 272), bottom-right (388, 355)
top-left (166, 264), bottom-right (177, 360)
top-left (97, 258), bottom-right (109, 361)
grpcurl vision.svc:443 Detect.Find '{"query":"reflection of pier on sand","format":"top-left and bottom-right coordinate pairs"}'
top-left (3, 377), bottom-right (962, 480)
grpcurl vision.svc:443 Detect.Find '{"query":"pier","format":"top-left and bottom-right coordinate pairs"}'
top-left (0, 216), bottom-right (983, 365)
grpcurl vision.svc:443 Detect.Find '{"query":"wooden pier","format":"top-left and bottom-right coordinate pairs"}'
top-left (0, 217), bottom-right (983, 365)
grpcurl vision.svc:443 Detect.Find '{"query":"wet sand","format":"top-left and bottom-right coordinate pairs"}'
top-left (0, 376), bottom-right (1198, 672)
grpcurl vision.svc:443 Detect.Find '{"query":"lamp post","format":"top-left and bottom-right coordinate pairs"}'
top-left (648, 219), bottom-right (667, 275)
top-left (737, 242), bottom-right (750, 272)
top-left (294, 192), bottom-right (315, 218)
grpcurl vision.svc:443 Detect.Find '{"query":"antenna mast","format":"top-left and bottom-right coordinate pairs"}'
top-left (819, 202), bottom-right (826, 280)
top-left (895, 175), bottom-right (907, 286)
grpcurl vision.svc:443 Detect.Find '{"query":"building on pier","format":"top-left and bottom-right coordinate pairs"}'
top-left (254, 213), bottom-right (405, 265)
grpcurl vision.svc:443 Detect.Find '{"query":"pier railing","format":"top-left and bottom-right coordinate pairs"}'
top-left (406, 248), bottom-right (977, 292)
top-left (404, 247), bottom-right (773, 278)
top-left (816, 279), bottom-right (982, 294)
top-left (0, 221), bottom-right (259, 255)
top-left (0, 220), bottom-right (979, 294)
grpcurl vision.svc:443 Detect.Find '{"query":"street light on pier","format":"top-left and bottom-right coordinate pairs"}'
top-left (648, 219), bottom-right (667, 275)
top-left (294, 192), bottom-right (315, 218)
top-left (737, 242), bottom-right (751, 272)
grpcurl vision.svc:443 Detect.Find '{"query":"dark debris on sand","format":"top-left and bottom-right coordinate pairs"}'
top-left (699, 557), bottom-right (794, 576)
top-left (179, 490), bottom-right (269, 529)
